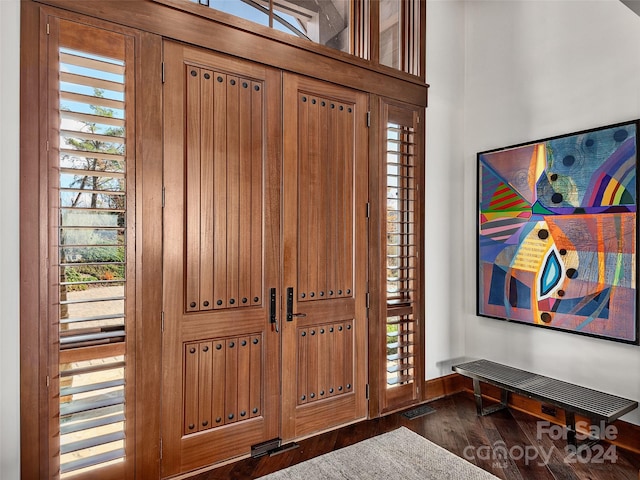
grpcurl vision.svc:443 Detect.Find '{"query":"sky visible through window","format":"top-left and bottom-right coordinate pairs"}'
top-left (60, 48), bottom-right (125, 106)
top-left (193, 0), bottom-right (309, 39)
top-left (59, 48), bottom-right (125, 190)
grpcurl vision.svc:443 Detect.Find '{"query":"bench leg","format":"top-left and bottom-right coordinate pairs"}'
top-left (473, 379), bottom-right (483, 415)
top-left (473, 379), bottom-right (509, 416)
top-left (564, 413), bottom-right (602, 450)
top-left (565, 411), bottom-right (577, 447)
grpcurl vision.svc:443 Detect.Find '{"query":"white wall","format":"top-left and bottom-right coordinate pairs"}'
top-left (461, 0), bottom-right (640, 424)
top-left (424, 0), bottom-right (468, 378)
top-left (0, 1), bottom-right (22, 478)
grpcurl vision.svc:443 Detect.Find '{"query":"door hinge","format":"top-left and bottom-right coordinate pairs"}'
top-left (366, 202), bottom-right (370, 218)
top-left (46, 375), bottom-right (50, 388)
top-left (161, 311), bottom-right (165, 332)
top-left (366, 383), bottom-right (370, 400)
top-left (366, 111), bottom-right (371, 128)
top-left (366, 292), bottom-right (370, 309)
top-left (159, 438), bottom-right (163, 460)
top-left (161, 62), bottom-right (165, 84)
top-left (46, 23), bottom-right (50, 35)
top-left (162, 186), bottom-right (165, 208)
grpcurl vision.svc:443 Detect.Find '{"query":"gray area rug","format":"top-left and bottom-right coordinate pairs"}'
top-left (257, 427), bottom-right (500, 480)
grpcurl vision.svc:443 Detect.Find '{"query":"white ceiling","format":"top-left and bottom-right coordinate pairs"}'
top-left (621, 0), bottom-right (640, 16)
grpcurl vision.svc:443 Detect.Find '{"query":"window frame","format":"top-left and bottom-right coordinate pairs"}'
top-left (20, 4), bottom-right (165, 479)
top-left (368, 96), bottom-right (426, 417)
top-left (153, 0), bottom-right (425, 81)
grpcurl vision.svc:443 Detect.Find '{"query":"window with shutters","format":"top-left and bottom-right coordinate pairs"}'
top-left (53, 19), bottom-right (135, 478)
top-left (386, 117), bottom-right (417, 384)
top-left (375, 99), bottom-right (423, 413)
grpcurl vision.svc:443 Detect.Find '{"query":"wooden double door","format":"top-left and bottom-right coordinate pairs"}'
top-left (161, 42), bottom-right (368, 476)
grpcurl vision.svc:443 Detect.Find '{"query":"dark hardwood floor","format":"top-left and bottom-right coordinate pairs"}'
top-left (186, 392), bottom-right (640, 480)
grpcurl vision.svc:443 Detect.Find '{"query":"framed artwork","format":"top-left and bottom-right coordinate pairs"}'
top-left (477, 120), bottom-right (639, 344)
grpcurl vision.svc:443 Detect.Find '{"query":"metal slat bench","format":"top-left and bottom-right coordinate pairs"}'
top-left (452, 359), bottom-right (638, 446)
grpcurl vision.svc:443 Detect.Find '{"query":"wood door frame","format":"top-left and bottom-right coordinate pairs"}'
top-left (20, 2), bottom-right (427, 477)
top-left (134, 28), bottom-right (164, 480)
top-left (20, 3), bottom-right (49, 477)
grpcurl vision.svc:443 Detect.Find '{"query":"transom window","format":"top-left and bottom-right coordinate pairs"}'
top-left (193, 0), bottom-right (351, 53)
top-left (189, 0), bottom-right (422, 76)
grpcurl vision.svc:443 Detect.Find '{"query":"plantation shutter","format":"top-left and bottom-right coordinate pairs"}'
top-left (54, 18), bottom-right (135, 478)
top-left (377, 100), bottom-right (423, 413)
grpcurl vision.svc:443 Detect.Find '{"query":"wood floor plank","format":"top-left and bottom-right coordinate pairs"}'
top-left (185, 392), bottom-right (640, 480)
top-left (510, 408), bottom-right (580, 480)
top-left (420, 396), bottom-right (475, 460)
top-left (448, 392), bottom-right (511, 478)
top-left (490, 408), bottom-right (553, 480)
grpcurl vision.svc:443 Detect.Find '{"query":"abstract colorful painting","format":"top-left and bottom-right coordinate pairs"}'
top-left (478, 121), bottom-right (639, 344)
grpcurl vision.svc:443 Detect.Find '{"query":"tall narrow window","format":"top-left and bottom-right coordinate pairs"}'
top-left (377, 100), bottom-right (423, 413)
top-left (379, 0), bottom-right (400, 70)
top-left (386, 120), bottom-right (417, 386)
top-left (54, 19), bottom-right (135, 478)
top-left (378, 0), bottom-right (421, 75)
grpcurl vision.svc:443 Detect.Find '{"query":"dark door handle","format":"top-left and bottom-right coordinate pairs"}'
top-left (269, 288), bottom-right (278, 332)
top-left (286, 287), bottom-right (306, 321)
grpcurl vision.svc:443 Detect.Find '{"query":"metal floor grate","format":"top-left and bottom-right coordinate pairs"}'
top-left (453, 359), bottom-right (638, 420)
top-left (402, 404), bottom-right (436, 420)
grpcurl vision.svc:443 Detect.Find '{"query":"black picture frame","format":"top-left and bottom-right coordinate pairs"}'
top-left (477, 120), bottom-right (640, 345)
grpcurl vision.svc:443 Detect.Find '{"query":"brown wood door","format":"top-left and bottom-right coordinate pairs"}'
top-left (161, 41), bottom-right (281, 476)
top-left (281, 74), bottom-right (369, 440)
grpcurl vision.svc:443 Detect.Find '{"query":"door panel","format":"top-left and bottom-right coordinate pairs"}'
top-left (282, 74), bottom-right (369, 440)
top-left (162, 41), bottom-right (281, 476)
top-left (184, 69), bottom-right (264, 313)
